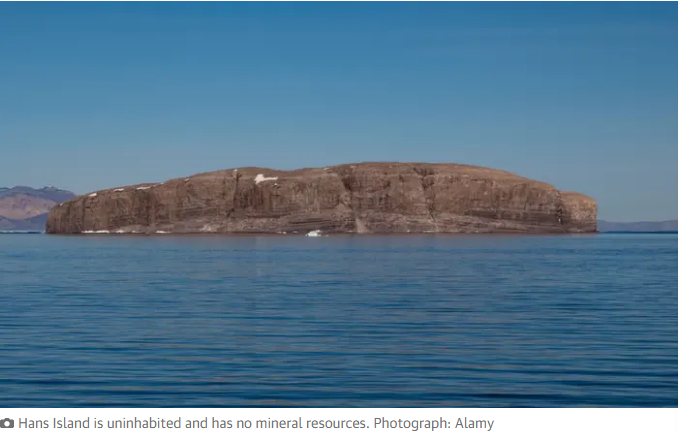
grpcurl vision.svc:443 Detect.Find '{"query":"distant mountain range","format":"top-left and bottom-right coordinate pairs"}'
top-left (0, 186), bottom-right (76, 232)
top-left (597, 220), bottom-right (678, 232)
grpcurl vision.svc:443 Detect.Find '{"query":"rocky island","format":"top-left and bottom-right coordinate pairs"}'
top-left (46, 162), bottom-right (597, 235)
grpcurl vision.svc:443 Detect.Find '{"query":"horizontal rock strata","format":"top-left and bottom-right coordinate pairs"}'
top-left (46, 162), bottom-right (597, 234)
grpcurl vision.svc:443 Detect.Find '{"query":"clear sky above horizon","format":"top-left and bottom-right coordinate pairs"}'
top-left (1, 3), bottom-right (677, 221)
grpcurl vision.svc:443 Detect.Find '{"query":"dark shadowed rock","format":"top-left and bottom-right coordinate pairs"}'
top-left (46, 162), bottom-right (597, 235)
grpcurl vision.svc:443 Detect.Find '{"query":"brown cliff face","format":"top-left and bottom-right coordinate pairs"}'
top-left (46, 162), bottom-right (597, 234)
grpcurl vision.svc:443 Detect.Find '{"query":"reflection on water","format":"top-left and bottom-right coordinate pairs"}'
top-left (0, 234), bottom-right (676, 407)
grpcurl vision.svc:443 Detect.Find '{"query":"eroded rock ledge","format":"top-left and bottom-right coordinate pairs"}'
top-left (46, 162), bottom-right (597, 234)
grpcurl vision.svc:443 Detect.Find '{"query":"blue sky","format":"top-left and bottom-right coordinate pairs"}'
top-left (1, 3), bottom-right (676, 221)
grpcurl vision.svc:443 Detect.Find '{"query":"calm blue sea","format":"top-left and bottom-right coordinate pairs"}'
top-left (0, 234), bottom-right (676, 407)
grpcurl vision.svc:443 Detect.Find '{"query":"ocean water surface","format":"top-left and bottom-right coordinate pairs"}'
top-left (0, 233), bottom-right (676, 407)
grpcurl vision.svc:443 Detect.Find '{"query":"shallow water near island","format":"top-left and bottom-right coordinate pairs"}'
top-left (1, 233), bottom-right (676, 407)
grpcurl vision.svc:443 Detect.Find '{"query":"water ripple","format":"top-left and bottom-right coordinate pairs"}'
top-left (0, 234), bottom-right (676, 407)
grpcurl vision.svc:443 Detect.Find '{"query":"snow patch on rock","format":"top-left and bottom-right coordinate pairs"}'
top-left (254, 174), bottom-right (278, 184)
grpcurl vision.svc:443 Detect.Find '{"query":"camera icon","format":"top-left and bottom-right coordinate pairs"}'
top-left (0, 419), bottom-right (13, 429)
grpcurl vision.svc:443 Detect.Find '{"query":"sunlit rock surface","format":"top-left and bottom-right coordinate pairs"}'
top-left (46, 162), bottom-right (597, 234)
